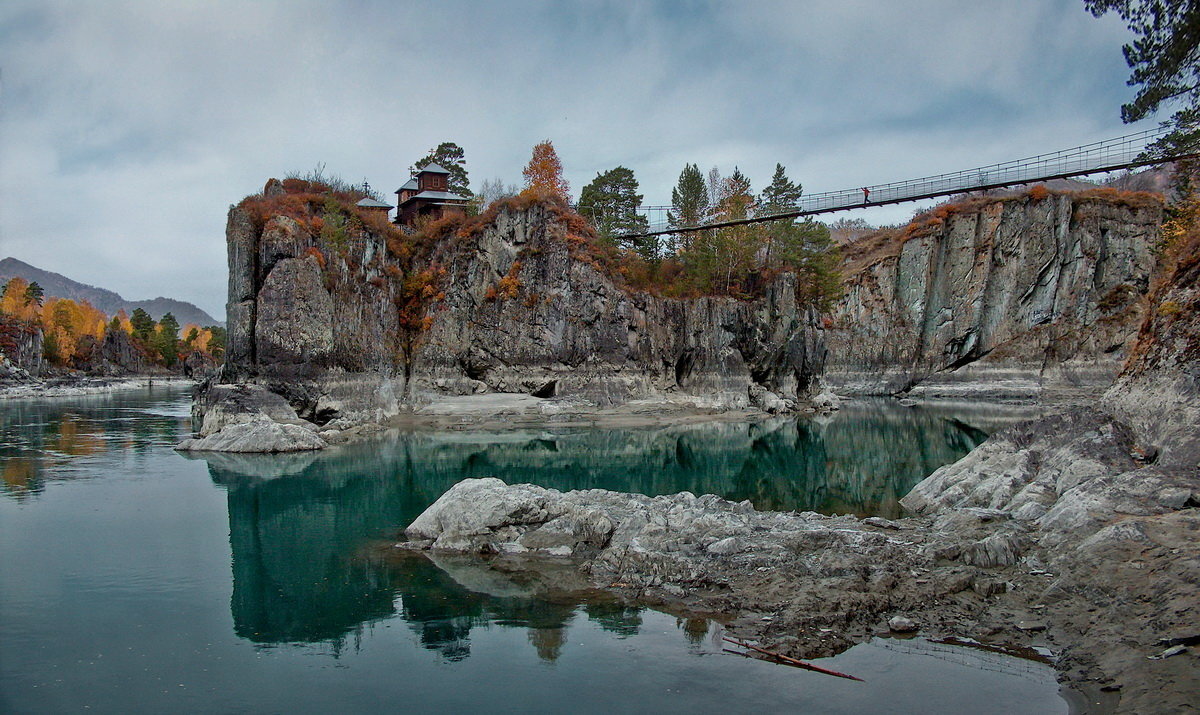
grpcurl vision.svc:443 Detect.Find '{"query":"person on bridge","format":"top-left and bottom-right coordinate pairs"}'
top-left (861, 187), bottom-right (870, 204)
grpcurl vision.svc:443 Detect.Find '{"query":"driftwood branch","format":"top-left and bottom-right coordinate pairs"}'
top-left (722, 636), bottom-right (865, 682)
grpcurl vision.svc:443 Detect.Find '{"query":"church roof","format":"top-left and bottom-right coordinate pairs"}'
top-left (356, 196), bottom-right (393, 209)
top-left (396, 178), bottom-right (419, 193)
top-left (398, 190), bottom-right (470, 205)
top-left (417, 162), bottom-right (452, 175)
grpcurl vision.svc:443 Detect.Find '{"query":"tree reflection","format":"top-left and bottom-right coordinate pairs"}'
top-left (200, 401), bottom-right (1009, 658)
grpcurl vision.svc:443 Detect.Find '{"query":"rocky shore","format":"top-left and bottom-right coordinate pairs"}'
top-left (398, 411), bottom-right (1195, 712)
top-left (395, 203), bottom-right (1200, 712)
top-left (0, 375), bottom-right (194, 399)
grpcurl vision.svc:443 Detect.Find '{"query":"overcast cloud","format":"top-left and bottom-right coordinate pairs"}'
top-left (0, 0), bottom-right (1142, 318)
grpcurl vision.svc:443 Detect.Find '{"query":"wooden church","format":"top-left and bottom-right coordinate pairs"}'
top-left (394, 163), bottom-right (470, 227)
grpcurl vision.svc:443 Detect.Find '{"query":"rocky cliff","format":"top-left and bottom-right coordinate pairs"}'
top-left (204, 188), bottom-right (825, 447)
top-left (827, 189), bottom-right (1163, 399)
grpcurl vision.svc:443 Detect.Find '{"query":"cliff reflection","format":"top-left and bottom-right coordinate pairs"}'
top-left (203, 401), bottom-right (1008, 656)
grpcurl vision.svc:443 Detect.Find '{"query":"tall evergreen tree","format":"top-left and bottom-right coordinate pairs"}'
top-left (414, 142), bottom-right (472, 197)
top-left (758, 163), bottom-right (804, 264)
top-left (154, 313), bottom-right (180, 367)
top-left (578, 166), bottom-right (649, 248)
top-left (23, 281), bottom-right (44, 307)
top-left (130, 308), bottom-right (155, 343)
top-left (207, 326), bottom-right (227, 359)
top-left (668, 164), bottom-right (709, 257)
top-left (759, 163), bottom-right (803, 214)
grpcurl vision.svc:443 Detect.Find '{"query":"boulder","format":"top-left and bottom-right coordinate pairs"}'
top-left (175, 416), bottom-right (327, 453)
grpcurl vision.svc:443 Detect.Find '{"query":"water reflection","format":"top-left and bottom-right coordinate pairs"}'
top-left (198, 402), bottom-right (1016, 654)
top-left (0, 388), bottom-right (189, 500)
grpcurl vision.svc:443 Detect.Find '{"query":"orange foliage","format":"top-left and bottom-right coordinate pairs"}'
top-left (304, 246), bottom-right (327, 269)
top-left (1028, 184), bottom-right (1050, 201)
top-left (522, 140), bottom-right (570, 200)
top-left (485, 260), bottom-right (525, 302)
top-left (0, 277), bottom-right (40, 323)
top-left (114, 309), bottom-right (133, 334)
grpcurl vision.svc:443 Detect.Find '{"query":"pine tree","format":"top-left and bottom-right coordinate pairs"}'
top-left (759, 164), bottom-right (803, 214)
top-left (578, 166), bottom-right (650, 250)
top-left (522, 140), bottom-right (570, 200)
top-left (154, 313), bottom-right (180, 367)
top-left (130, 308), bottom-right (155, 343)
top-left (414, 142), bottom-right (472, 197)
top-left (24, 281), bottom-right (44, 307)
top-left (1085, 0), bottom-right (1200, 191)
top-left (668, 164), bottom-right (709, 229)
top-left (758, 163), bottom-right (804, 264)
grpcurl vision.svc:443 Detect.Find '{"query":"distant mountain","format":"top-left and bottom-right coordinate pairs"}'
top-left (0, 257), bottom-right (222, 327)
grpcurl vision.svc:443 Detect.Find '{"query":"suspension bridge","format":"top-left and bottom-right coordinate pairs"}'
top-left (620, 126), bottom-right (1196, 240)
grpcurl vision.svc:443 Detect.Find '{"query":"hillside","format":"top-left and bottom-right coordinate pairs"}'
top-left (0, 257), bottom-right (222, 327)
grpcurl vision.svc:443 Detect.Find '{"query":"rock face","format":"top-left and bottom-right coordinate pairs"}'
top-left (0, 317), bottom-right (42, 379)
top-left (415, 205), bottom-right (824, 409)
top-left (827, 192), bottom-right (1162, 399)
top-left (897, 216), bottom-right (1200, 712)
top-left (75, 328), bottom-right (154, 375)
top-left (203, 197), bottom-right (825, 448)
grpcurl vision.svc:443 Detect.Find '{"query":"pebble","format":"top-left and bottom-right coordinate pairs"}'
top-left (888, 616), bottom-right (918, 633)
top-left (1149, 645), bottom-right (1188, 660)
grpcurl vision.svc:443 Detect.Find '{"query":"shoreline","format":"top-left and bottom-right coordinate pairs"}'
top-left (0, 375), bottom-right (196, 400)
top-left (395, 397), bottom-right (1198, 715)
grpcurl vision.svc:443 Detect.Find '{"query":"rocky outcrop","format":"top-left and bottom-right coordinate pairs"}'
top-left (896, 209), bottom-right (1200, 711)
top-left (827, 191), bottom-right (1163, 399)
top-left (414, 205), bottom-right (824, 409)
top-left (74, 327), bottom-right (154, 375)
top-left (0, 316), bottom-right (43, 377)
top-left (198, 195), bottom-right (825, 448)
top-left (175, 416), bottom-right (327, 453)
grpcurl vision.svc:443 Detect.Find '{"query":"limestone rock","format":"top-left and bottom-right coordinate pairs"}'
top-left (174, 416), bottom-right (327, 453)
top-left (211, 199), bottom-right (826, 428)
top-left (826, 193), bottom-right (1162, 398)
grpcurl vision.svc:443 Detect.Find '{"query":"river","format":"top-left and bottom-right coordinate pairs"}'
top-left (0, 385), bottom-right (1065, 713)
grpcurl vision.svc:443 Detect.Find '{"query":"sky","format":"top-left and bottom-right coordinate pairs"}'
top-left (0, 0), bottom-right (1148, 319)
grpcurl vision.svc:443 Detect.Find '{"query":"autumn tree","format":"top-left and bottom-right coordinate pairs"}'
top-left (414, 142), bottom-right (472, 197)
top-left (1, 278), bottom-right (39, 322)
top-left (578, 166), bottom-right (651, 253)
top-left (1085, 0), bottom-right (1200, 191)
top-left (522, 140), bottom-right (570, 200)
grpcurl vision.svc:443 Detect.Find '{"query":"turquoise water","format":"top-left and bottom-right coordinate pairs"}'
top-left (0, 386), bottom-right (1063, 713)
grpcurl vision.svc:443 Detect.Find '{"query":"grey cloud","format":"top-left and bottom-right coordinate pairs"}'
top-left (0, 0), bottom-right (1143, 316)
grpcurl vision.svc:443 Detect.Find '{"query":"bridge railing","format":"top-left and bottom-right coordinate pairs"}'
top-left (628, 126), bottom-right (1177, 238)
